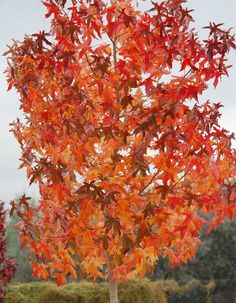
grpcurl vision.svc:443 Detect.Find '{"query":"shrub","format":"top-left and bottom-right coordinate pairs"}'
top-left (4, 280), bottom-right (167, 303)
top-left (211, 280), bottom-right (236, 303)
top-left (164, 279), bottom-right (208, 303)
top-left (8, 279), bottom-right (234, 303)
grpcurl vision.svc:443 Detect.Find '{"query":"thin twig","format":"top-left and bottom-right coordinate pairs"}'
top-left (139, 171), bottom-right (159, 194)
top-left (84, 53), bottom-right (97, 75)
top-left (52, 0), bottom-right (70, 19)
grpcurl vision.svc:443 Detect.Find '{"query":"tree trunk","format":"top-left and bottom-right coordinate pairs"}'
top-left (108, 279), bottom-right (119, 303)
top-left (108, 264), bottom-right (119, 303)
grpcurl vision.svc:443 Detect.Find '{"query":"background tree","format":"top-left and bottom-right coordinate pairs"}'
top-left (187, 217), bottom-right (236, 281)
top-left (5, 0), bottom-right (236, 302)
top-left (0, 202), bottom-right (17, 302)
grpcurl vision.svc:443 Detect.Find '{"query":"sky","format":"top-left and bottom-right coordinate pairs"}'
top-left (0, 0), bottom-right (235, 205)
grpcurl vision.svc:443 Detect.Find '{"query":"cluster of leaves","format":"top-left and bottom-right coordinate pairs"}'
top-left (6, 208), bottom-right (236, 284)
top-left (0, 202), bottom-right (17, 301)
top-left (151, 217), bottom-right (236, 282)
top-left (5, 0), bottom-right (236, 286)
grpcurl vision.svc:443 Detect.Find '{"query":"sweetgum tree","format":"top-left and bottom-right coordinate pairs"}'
top-left (0, 202), bottom-right (17, 302)
top-left (5, 0), bottom-right (236, 302)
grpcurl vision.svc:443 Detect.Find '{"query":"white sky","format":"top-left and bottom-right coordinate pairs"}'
top-left (0, 0), bottom-right (235, 204)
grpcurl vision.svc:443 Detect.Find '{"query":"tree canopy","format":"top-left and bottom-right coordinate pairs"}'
top-left (5, 0), bottom-right (236, 297)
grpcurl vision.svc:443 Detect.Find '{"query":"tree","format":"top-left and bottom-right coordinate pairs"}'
top-left (5, 1), bottom-right (236, 302)
top-left (0, 202), bottom-right (17, 302)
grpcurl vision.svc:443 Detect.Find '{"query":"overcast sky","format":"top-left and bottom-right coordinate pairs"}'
top-left (0, 0), bottom-right (235, 205)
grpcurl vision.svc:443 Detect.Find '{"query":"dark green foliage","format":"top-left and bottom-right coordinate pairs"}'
top-left (187, 219), bottom-right (236, 281)
top-left (211, 280), bottom-right (236, 303)
top-left (165, 280), bottom-right (208, 303)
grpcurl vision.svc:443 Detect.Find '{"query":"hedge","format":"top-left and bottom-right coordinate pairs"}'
top-left (4, 280), bottom-right (166, 303)
top-left (4, 279), bottom-right (235, 303)
top-left (164, 280), bottom-right (207, 303)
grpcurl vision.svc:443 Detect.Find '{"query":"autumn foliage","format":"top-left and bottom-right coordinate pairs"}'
top-left (5, 0), bottom-right (236, 289)
top-left (0, 202), bottom-right (17, 302)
